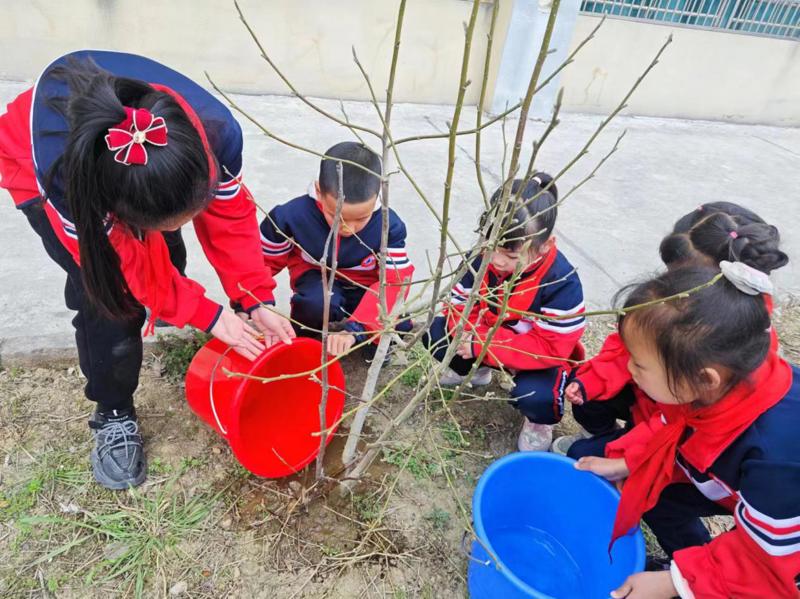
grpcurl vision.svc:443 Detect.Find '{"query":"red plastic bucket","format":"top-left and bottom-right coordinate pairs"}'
top-left (185, 337), bottom-right (346, 478)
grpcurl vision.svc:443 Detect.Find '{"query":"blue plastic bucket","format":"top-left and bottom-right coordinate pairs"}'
top-left (468, 452), bottom-right (645, 599)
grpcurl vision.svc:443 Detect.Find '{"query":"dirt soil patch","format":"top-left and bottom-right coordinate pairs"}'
top-left (1, 300), bottom-right (798, 598)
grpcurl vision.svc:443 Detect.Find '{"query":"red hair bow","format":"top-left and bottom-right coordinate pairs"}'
top-left (104, 107), bottom-right (168, 165)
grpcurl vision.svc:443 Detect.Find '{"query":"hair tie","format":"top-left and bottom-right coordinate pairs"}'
top-left (729, 230), bottom-right (739, 240)
top-left (105, 107), bottom-right (168, 166)
top-left (696, 205), bottom-right (704, 212)
top-left (719, 260), bottom-right (773, 296)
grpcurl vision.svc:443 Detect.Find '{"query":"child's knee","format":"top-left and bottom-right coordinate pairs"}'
top-left (291, 292), bottom-right (326, 329)
top-left (421, 316), bottom-right (448, 352)
top-left (511, 388), bottom-right (561, 424)
top-left (511, 368), bottom-right (569, 425)
top-left (291, 283), bottom-right (345, 330)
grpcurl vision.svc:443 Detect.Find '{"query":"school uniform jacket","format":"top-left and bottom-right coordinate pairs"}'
top-left (445, 250), bottom-right (585, 371)
top-left (259, 190), bottom-right (414, 332)
top-left (0, 50), bottom-right (275, 332)
top-left (607, 366), bottom-right (800, 599)
top-left (572, 332), bottom-right (663, 425)
top-left (573, 295), bottom-right (778, 427)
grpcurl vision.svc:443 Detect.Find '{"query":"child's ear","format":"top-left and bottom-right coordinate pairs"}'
top-left (697, 367), bottom-right (723, 393)
top-left (314, 180), bottom-right (322, 199)
top-left (537, 236), bottom-right (556, 255)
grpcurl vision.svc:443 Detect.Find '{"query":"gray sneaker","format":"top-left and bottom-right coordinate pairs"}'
top-left (438, 366), bottom-right (492, 387)
top-left (89, 409), bottom-right (147, 490)
top-left (550, 434), bottom-right (580, 456)
top-left (550, 430), bottom-right (593, 456)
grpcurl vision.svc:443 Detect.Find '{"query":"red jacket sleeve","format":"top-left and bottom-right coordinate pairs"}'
top-left (471, 319), bottom-right (583, 371)
top-left (573, 332), bottom-right (632, 401)
top-left (40, 202), bottom-right (222, 332)
top-left (0, 88), bottom-right (39, 206)
top-left (470, 272), bottom-right (585, 371)
top-left (110, 226), bottom-right (222, 331)
top-left (193, 182), bottom-right (276, 311)
top-left (671, 459), bottom-right (800, 598)
top-left (350, 216), bottom-right (414, 332)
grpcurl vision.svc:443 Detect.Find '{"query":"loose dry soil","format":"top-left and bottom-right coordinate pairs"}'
top-left (1, 299), bottom-right (798, 598)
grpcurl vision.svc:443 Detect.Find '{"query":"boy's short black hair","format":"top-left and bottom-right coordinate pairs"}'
top-left (318, 142), bottom-right (382, 204)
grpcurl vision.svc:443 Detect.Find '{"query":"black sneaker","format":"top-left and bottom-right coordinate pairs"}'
top-left (88, 408), bottom-right (147, 490)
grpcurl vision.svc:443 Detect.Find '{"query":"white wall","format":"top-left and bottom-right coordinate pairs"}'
top-left (560, 15), bottom-right (800, 126)
top-left (0, 0), bottom-right (502, 105)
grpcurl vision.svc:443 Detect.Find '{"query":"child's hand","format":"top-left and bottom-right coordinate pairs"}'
top-left (610, 571), bottom-right (677, 599)
top-left (327, 333), bottom-right (356, 356)
top-left (250, 306), bottom-right (295, 346)
top-left (456, 332), bottom-right (474, 359)
top-left (565, 382), bottom-right (584, 405)
top-left (210, 310), bottom-right (266, 361)
top-left (574, 456), bottom-right (630, 482)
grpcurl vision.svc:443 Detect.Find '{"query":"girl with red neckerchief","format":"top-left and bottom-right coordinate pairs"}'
top-left (577, 265), bottom-right (799, 599)
top-left (423, 174), bottom-right (586, 452)
top-left (556, 202), bottom-right (789, 458)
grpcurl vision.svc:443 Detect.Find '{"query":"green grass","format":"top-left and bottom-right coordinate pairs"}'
top-left (19, 481), bottom-right (218, 598)
top-left (381, 446), bottom-right (440, 480)
top-left (424, 507), bottom-right (451, 532)
top-left (148, 457), bottom-right (173, 476)
top-left (352, 492), bottom-right (382, 523)
top-left (0, 450), bottom-right (88, 522)
top-left (0, 478), bottom-right (43, 522)
top-left (179, 456), bottom-right (206, 472)
top-left (154, 331), bottom-right (211, 381)
top-left (439, 422), bottom-right (470, 449)
top-left (1, 364), bottom-right (25, 379)
top-left (399, 344), bottom-right (432, 388)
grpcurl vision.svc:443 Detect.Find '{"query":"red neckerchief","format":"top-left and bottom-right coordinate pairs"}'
top-left (135, 84), bottom-right (217, 335)
top-left (609, 351), bottom-right (793, 548)
top-left (477, 243), bottom-right (557, 328)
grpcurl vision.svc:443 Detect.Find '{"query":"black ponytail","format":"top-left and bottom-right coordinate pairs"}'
top-left (482, 172), bottom-right (559, 252)
top-left (660, 202), bottom-right (788, 274)
top-left (47, 59), bottom-right (213, 320)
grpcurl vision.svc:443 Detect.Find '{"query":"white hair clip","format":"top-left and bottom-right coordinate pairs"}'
top-left (719, 260), bottom-right (774, 296)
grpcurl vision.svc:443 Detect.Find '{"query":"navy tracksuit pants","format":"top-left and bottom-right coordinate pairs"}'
top-left (290, 270), bottom-right (365, 337)
top-left (290, 269), bottom-right (412, 339)
top-left (422, 316), bottom-right (568, 425)
top-left (21, 200), bottom-right (186, 413)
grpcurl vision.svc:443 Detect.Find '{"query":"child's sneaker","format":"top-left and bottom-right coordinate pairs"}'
top-left (518, 420), bottom-right (553, 452)
top-left (550, 430), bottom-right (591, 456)
top-left (438, 366), bottom-right (492, 387)
top-left (89, 408), bottom-right (147, 490)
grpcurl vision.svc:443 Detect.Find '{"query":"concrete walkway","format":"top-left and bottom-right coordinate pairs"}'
top-left (1, 79), bottom-right (799, 361)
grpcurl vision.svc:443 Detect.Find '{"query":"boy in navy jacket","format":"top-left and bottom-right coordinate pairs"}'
top-left (259, 142), bottom-right (414, 355)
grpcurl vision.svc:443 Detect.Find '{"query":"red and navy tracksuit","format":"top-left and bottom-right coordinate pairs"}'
top-left (424, 248), bottom-right (586, 424)
top-left (600, 367), bottom-right (800, 598)
top-left (0, 50), bottom-right (275, 412)
top-left (259, 187), bottom-right (414, 340)
top-left (568, 294), bottom-right (779, 454)
top-left (567, 331), bottom-right (660, 453)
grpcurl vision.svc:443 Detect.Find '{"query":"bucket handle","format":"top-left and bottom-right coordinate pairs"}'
top-left (208, 344), bottom-right (237, 436)
top-left (461, 530), bottom-right (491, 566)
